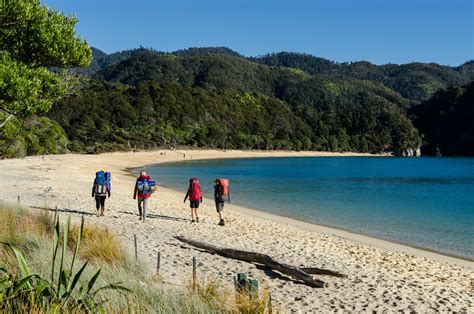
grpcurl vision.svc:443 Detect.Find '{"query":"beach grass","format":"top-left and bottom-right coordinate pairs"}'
top-left (0, 202), bottom-right (243, 313)
top-left (235, 287), bottom-right (272, 313)
top-left (67, 223), bottom-right (127, 265)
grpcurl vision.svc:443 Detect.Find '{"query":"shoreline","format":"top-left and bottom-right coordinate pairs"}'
top-left (1, 149), bottom-right (472, 311)
top-left (139, 162), bottom-right (473, 268)
top-left (158, 183), bottom-right (474, 266)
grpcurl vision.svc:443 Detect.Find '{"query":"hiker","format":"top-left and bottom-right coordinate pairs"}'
top-left (92, 171), bottom-right (111, 217)
top-left (133, 171), bottom-right (156, 221)
top-left (214, 179), bottom-right (230, 226)
top-left (183, 178), bottom-right (202, 222)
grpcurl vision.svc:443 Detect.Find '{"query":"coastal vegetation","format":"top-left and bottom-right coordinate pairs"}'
top-left (410, 82), bottom-right (474, 156)
top-left (48, 50), bottom-right (423, 155)
top-left (1, 2), bottom-right (473, 157)
top-left (45, 48), bottom-right (473, 156)
top-left (27, 48), bottom-right (474, 157)
top-left (0, 0), bottom-right (91, 158)
top-left (0, 203), bottom-right (258, 312)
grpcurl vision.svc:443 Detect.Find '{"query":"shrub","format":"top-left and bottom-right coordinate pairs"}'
top-left (0, 214), bottom-right (130, 312)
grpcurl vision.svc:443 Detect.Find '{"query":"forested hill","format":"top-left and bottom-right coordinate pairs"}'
top-left (84, 48), bottom-right (474, 102)
top-left (48, 48), bottom-right (424, 155)
top-left (252, 53), bottom-right (474, 101)
top-left (410, 82), bottom-right (474, 156)
top-left (8, 46), bottom-right (471, 157)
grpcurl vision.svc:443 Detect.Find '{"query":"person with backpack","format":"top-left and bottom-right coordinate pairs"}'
top-left (133, 171), bottom-right (156, 221)
top-left (92, 171), bottom-right (111, 217)
top-left (214, 178), bottom-right (230, 226)
top-left (183, 178), bottom-right (202, 223)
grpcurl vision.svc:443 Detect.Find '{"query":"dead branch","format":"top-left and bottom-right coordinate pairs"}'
top-left (174, 236), bottom-right (330, 288)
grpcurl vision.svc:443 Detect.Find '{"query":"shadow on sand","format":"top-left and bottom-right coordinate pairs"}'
top-left (31, 206), bottom-right (97, 217)
top-left (255, 264), bottom-right (306, 285)
top-left (117, 210), bottom-right (188, 222)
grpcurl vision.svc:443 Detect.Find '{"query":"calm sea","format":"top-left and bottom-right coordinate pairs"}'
top-left (146, 157), bottom-right (474, 260)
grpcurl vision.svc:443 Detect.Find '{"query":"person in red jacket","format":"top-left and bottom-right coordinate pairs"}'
top-left (133, 171), bottom-right (153, 221)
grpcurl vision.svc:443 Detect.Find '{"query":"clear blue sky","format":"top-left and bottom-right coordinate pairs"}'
top-left (43, 0), bottom-right (473, 66)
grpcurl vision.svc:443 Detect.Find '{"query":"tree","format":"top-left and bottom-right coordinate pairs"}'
top-left (0, 0), bottom-right (91, 157)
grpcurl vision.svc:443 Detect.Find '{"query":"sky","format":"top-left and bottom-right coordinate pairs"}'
top-left (43, 0), bottom-right (473, 66)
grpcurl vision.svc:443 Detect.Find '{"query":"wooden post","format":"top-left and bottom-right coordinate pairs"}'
top-left (263, 294), bottom-right (270, 314)
top-left (263, 294), bottom-right (272, 314)
top-left (156, 252), bottom-right (161, 275)
top-left (134, 235), bottom-right (138, 260)
top-left (192, 256), bottom-right (197, 290)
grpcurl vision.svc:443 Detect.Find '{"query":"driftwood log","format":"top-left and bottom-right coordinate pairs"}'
top-left (175, 236), bottom-right (338, 288)
top-left (300, 267), bottom-right (346, 278)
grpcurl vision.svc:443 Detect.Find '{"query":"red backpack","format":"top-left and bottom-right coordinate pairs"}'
top-left (188, 178), bottom-right (202, 201)
top-left (217, 179), bottom-right (229, 196)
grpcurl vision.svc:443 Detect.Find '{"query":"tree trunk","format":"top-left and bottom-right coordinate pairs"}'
top-left (174, 236), bottom-right (332, 288)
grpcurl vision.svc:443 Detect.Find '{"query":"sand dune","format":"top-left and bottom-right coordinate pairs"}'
top-left (0, 150), bottom-right (472, 312)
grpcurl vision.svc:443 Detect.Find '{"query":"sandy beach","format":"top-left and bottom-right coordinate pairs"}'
top-left (0, 150), bottom-right (472, 312)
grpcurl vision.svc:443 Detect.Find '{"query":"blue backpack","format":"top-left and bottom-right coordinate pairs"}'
top-left (104, 172), bottom-right (111, 192)
top-left (95, 171), bottom-right (111, 194)
top-left (136, 179), bottom-right (156, 194)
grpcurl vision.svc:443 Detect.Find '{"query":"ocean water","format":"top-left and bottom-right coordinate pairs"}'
top-left (146, 157), bottom-right (474, 260)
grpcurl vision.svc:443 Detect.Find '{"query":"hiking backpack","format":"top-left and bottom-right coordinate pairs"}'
top-left (217, 178), bottom-right (230, 202)
top-left (104, 172), bottom-right (111, 192)
top-left (217, 179), bottom-right (229, 196)
top-left (188, 178), bottom-right (202, 201)
top-left (95, 171), bottom-right (111, 195)
top-left (137, 178), bottom-right (156, 194)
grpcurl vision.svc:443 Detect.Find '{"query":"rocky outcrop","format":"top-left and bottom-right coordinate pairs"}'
top-left (403, 147), bottom-right (421, 157)
top-left (393, 147), bottom-right (421, 156)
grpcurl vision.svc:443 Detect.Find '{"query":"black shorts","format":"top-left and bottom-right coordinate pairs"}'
top-left (216, 201), bottom-right (224, 212)
top-left (95, 195), bottom-right (106, 208)
top-left (190, 200), bottom-right (200, 208)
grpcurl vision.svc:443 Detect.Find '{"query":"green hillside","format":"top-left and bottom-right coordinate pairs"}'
top-left (253, 52), bottom-right (474, 101)
top-left (4, 46), bottom-right (473, 157)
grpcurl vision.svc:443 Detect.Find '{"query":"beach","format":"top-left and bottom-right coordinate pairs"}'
top-left (0, 150), bottom-right (472, 312)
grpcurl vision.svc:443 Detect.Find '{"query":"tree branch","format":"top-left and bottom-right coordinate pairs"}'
top-left (0, 113), bottom-right (14, 128)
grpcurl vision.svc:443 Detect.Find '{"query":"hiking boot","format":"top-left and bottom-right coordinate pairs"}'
top-left (196, 217), bottom-right (199, 223)
top-left (218, 219), bottom-right (225, 226)
top-left (191, 219), bottom-right (196, 223)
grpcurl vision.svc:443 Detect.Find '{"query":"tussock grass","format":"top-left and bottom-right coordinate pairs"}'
top-left (0, 202), bottom-right (252, 313)
top-left (187, 277), bottom-right (233, 311)
top-left (0, 202), bottom-right (52, 270)
top-left (0, 203), bottom-right (50, 247)
top-left (235, 287), bottom-right (272, 314)
top-left (68, 224), bottom-right (127, 265)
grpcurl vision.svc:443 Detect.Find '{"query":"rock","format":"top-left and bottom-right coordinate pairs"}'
top-left (395, 147), bottom-right (421, 157)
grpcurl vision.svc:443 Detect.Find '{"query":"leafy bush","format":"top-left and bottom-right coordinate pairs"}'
top-left (0, 114), bottom-right (68, 158)
top-left (1, 214), bottom-right (129, 312)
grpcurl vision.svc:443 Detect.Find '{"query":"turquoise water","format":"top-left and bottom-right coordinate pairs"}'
top-left (146, 157), bottom-right (474, 260)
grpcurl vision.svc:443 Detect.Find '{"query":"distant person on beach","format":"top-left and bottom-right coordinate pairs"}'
top-left (133, 171), bottom-right (156, 221)
top-left (214, 179), bottom-right (230, 226)
top-left (92, 171), bottom-right (111, 217)
top-left (183, 178), bottom-right (202, 222)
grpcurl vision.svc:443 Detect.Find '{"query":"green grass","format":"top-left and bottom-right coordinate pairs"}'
top-left (0, 202), bottom-right (238, 313)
